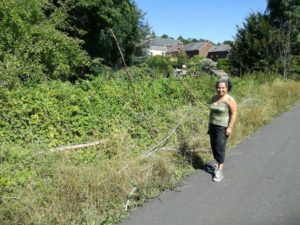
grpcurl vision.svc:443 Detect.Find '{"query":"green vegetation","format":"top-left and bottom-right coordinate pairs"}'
top-left (0, 0), bottom-right (300, 224)
top-left (230, 0), bottom-right (300, 76)
top-left (0, 0), bottom-right (145, 88)
top-left (1, 71), bottom-right (300, 225)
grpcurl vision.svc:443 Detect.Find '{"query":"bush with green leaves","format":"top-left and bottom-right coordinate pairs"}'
top-left (176, 51), bottom-right (189, 68)
top-left (217, 58), bottom-right (231, 73)
top-left (187, 56), bottom-right (217, 75)
top-left (0, 0), bottom-right (93, 88)
top-left (145, 55), bottom-right (174, 77)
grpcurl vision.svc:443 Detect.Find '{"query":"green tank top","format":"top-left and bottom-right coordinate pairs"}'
top-left (209, 101), bottom-right (230, 127)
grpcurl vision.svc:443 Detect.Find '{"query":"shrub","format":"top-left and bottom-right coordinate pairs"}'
top-left (187, 56), bottom-right (217, 75)
top-left (0, 0), bottom-right (93, 88)
top-left (145, 55), bottom-right (174, 77)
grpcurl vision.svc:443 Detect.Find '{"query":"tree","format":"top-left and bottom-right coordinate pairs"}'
top-left (134, 18), bottom-right (152, 63)
top-left (0, 0), bottom-right (92, 88)
top-left (228, 0), bottom-right (300, 77)
top-left (55, 0), bottom-right (142, 67)
top-left (223, 40), bottom-right (233, 46)
top-left (177, 36), bottom-right (189, 44)
top-left (229, 12), bottom-right (276, 75)
top-left (161, 34), bottom-right (170, 39)
top-left (267, 0), bottom-right (300, 78)
top-left (267, 0), bottom-right (300, 51)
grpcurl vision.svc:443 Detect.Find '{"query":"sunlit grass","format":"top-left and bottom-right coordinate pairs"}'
top-left (1, 75), bottom-right (300, 225)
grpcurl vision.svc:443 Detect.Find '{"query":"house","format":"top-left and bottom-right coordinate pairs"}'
top-left (167, 45), bottom-right (183, 57)
top-left (181, 41), bottom-right (213, 58)
top-left (147, 46), bottom-right (169, 56)
top-left (147, 37), bottom-right (183, 56)
top-left (207, 44), bottom-right (231, 62)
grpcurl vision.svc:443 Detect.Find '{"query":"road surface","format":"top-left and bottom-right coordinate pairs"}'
top-left (119, 102), bottom-right (300, 225)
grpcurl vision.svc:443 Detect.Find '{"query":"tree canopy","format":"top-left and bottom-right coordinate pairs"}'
top-left (0, 0), bottom-right (93, 87)
top-left (60, 0), bottom-right (142, 66)
top-left (267, 0), bottom-right (300, 54)
top-left (229, 0), bottom-right (300, 76)
top-left (0, 0), bottom-right (145, 87)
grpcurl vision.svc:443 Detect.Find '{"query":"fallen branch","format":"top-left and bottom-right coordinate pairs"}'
top-left (142, 123), bottom-right (181, 158)
top-left (49, 140), bottom-right (106, 152)
top-left (161, 147), bottom-right (211, 153)
top-left (124, 187), bottom-right (137, 211)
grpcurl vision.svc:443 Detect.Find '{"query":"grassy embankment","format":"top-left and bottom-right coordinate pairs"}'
top-left (0, 72), bottom-right (300, 224)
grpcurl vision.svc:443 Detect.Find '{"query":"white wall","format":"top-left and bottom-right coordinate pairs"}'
top-left (147, 49), bottom-right (166, 56)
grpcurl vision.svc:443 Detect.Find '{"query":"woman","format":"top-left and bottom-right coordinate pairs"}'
top-left (208, 79), bottom-right (237, 182)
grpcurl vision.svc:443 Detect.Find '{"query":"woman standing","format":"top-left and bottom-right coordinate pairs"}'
top-left (208, 79), bottom-right (237, 182)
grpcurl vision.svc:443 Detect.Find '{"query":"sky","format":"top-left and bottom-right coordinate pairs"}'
top-left (134, 0), bottom-right (268, 44)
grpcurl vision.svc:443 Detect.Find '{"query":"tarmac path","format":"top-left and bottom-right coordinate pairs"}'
top-left (119, 102), bottom-right (300, 225)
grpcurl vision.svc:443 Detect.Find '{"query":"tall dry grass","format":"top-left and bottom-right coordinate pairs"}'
top-left (230, 78), bottom-right (300, 146)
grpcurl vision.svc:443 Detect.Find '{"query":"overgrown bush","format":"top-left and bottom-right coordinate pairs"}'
top-left (187, 56), bottom-right (217, 76)
top-left (144, 55), bottom-right (174, 77)
top-left (217, 58), bottom-right (231, 72)
top-left (0, 0), bottom-right (93, 88)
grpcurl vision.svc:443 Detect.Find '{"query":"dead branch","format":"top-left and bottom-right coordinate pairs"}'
top-left (142, 123), bottom-right (181, 158)
top-left (124, 187), bottom-right (137, 211)
top-left (49, 140), bottom-right (106, 152)
top-left (109, 28), bottom-right (144, 115)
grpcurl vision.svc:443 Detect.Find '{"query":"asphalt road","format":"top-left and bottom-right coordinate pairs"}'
top-left (119, 102), bottom-right (300, 225)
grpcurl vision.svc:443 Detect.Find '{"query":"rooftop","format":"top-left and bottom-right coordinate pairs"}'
top-left (182, 42), bottom-right (210, 51)
top-left (208, 44), bottom-right (231, 53)
top-left (150, 37), bottom-right (182, 47)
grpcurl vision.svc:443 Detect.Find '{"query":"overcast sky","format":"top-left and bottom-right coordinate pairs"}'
top-left (134, 0), bottom-right (267, 44)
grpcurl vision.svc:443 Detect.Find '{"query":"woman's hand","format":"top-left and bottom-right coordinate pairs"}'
top-left (226, 127), bottom-right (232, 136)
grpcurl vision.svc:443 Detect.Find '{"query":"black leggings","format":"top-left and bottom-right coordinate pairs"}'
top-left (209, 124), bottom-right (228, 164)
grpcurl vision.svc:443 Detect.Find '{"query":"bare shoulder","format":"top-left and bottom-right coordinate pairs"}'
top-left (227, 95), bottom-right (237, 112)
top-left (227, 95), bottom-right (236, 103)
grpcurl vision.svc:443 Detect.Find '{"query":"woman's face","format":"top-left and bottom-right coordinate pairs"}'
top-left (216, 82), bottom-right (228, 96)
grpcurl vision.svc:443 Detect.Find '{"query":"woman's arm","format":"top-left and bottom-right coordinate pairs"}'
top-left (226, 96), bottom-right (237, 136)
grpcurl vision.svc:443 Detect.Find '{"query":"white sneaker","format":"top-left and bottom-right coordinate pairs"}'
top-left (213, 169), bottom-right (224, 182)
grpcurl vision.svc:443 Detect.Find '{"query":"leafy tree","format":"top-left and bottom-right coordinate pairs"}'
top-left (177, 36), bottom-right (189, 44)
top-left (161, 34), bottom-right (170, 39)
top-left (229, 1), bottom-right (300, 77)
top-left (267, 0), bottom-right (300, 78)
top-left (290, 55), bottom-right (300, 75)
top-left (134, 18), bottom-right (152, 63)
top-left (267, 0), bottom-right (300, 51)
top-left (229, 12), bottom-right (276, 75)
top-left (0, 0), bottom-right (92, 88)
top-left (55, 0), bottom-right (142, 67)
top-left (177, 36), bottom-right (208, 44)
top-left (223, 40), bottom-right (233, 46)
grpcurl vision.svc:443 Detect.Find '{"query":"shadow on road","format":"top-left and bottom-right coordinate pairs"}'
top-left (179, 142), bottom-right (215, 178)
